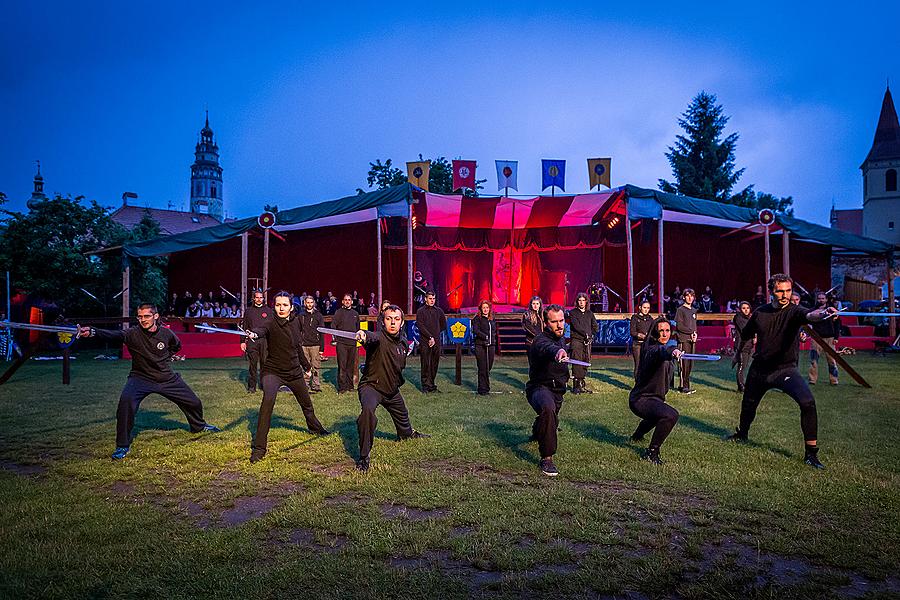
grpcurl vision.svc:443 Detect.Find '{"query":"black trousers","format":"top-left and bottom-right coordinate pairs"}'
top-left (245, 340), bottom-right (266, 391)
top-left (527, 386), bottom-right (564, 458)
top-left (336, 343), bottom-right (356, 392)
top-left (677, 339), bottom-right (695, 390)
top-left (631, 342), bottom-right (643, 380)
top-left (419, 342), bottom-right (442, 391)
top-left (738, 366), bottom-right (818, 442)
top-left (735, 347), bottom-right (752, 389)
top-left (474, 345), bottom-right (495, 394)
top-left (571, 338), bottom-right (591, 381)
top-left (357, 384), bottom-right (414, 459)
top-left (116, 374), bottom-right (206, 447)
top-left (253, 371), bottom-right (326, 452)
top-left (629, 394), bottom-right (679, 449)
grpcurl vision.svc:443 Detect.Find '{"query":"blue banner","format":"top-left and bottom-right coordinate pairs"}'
top-left (541, 159), bottom-right (566, 192)
top-left (446, 317), bottom-right (472, 345)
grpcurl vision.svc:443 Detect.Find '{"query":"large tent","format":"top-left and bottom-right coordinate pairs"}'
top-left (122, 183), bottom-right (895, 319)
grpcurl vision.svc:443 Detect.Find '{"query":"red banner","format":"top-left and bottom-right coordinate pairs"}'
top-left (452, 160), bottom-right (477, 191)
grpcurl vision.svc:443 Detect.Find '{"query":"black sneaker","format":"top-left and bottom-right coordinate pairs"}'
top-left (804, 447), bottom-right (825, 470)
top-left (201, 424), bottom-right (221, 433)
top-left (355, 457), bottom-right (370, 472)
top-left (315, 429), bottom-right (331, 436)
top-left (641, 447), bottom-right (663, 465)
top-left (249, 449), bottom-right (266, 463)
top-left (408, 430), bottom-right (431, 439)
top-left (539, 458), bottom-right (559, 476)
top-left (724, 429), bottom-right (748, 442)
top-left (681, 388), bottom-right (696, 395)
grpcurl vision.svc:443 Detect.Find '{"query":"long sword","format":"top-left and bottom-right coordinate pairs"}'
top-left (560, 357), bottom-right (591, 367)
top-left (679, 353), bottom-right (721, 361)
top-left (831, 312), bottom-right (900, 318)
top-left (195, 324), bottom-right (251, 336)
top-left (317, 327), bottom-right (358, 340)
top-left (0, 321), bottom-right (80, 335)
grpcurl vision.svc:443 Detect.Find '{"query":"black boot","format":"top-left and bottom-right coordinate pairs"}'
top-left (724, 428), bottom-right (748, 442)
top-left (804, 445), bottom-right (825, 470)
top-left (641, 446), bottom-right (663, 465)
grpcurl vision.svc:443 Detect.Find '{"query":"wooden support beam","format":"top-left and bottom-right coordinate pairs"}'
top-left (625, 206), bottom-right (635, 313)
top-left (263, 228), bottom-right (270, 304)
top-left (657, 218), bottom-right (664, 314)
top-left (241, 232), bottom-right (248, 309)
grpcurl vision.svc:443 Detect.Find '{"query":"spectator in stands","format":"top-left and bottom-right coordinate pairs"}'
top-left (356, 298), bottom-right (368, 315)
top-left (367, 302), bottom-right (379, 317)
top-left (698, 293), bottom-right (719, 313)
top-left (231, 303), bottom-right (242, 319)
top-left (753, 286), bottom-right (766, 307)
top-left (186, 300), bottom-right (201, 318)
top-left (168, 293), bottom-right (179, 316)
top-left (201, 302), bottom-right (214, 318)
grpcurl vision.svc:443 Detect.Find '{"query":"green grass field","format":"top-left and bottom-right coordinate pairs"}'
top-left (1, 351), bottom-right (898, 599)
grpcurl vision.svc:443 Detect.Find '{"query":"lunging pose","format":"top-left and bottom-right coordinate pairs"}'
top-left (726, 274), bottom-right (838, 469)
top-left (79, 303), bottom-right (220, 460)
top-left (246, 292), bottom-right (329, 463)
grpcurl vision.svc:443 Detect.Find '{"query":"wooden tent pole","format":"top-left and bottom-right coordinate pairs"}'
top-left (782, 229), bottom-right (791, 276)
top-left (657, 218), bottom-right (664, 314)
top-left (241, 232), bottom-right (248, 307)
top-left (122, 264), bottom-right (130, 331)
top-left (262, 228), bottom-right (270, 304)
top-left (407, 203), bottom-right (413, 314)
top-left (625, 205), bottom-right (635, 313)
top-left (764, 225), bottom-right (771, 303)
top-left (377, 218), bottom-right (383, 305)
top-left (888, 253), bottom-right (896, 339)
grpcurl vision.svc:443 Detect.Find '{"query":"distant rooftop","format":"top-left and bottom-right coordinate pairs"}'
top-left (110, 205), bottom-right (222, 236)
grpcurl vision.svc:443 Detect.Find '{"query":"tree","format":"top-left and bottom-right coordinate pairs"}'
top-left (735, 191), bottom-right (794, 216)
top-left (360, 155), bottom-right (486, 196)
top-left (357, 159), bottom-right (406, 194)
top-left (659, 91), bottom-right (753, 203)
top-left (0, 196), bottom-right (167, 317)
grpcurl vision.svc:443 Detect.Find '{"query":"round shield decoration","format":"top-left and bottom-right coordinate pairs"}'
top-left (413, 166), bottom-right (423, 178)
top-left (459, 166), bottom-right (470, 179)
top-left (758, 208), bottom-right (775, 226)
top-left (258, 211), bottom-right (276, 229)
top-left (594, 163), bottom-right (606, 175)
top-left (548, 165), bottom-right (559, 177)
top-left (502, 166), bottom-right (513, 177)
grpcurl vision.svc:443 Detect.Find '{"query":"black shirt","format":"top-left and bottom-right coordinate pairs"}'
top-left (331, 307), bottom-right (360, 347)
top-left (360, 330), bottom-right (408, 395)
top-left (526, 328), bottom-right (569, 394)
top-left (298, 309), bottom-right (325, 351)
top-left (416, 305), bottom-right (447, 344)
top-left (253, 317), bottom-right (311, 379)
top-left (810, 308), bottom-right (840, 339)
top-left (675, 304), bottom-right (698, 341)
top-left (521, 311), bottom-right (543, 345)
top-left (94, 325), bottom-right (181, 384)
top-left (472, 315), bottom-right (496, 347)
top-left (630, 313), bottom-right (654, 344)
top-left (630, 342), bottom-right (677, 400)
top-left (741, 303), bottom-right (811, 371)
top-left (242, 304), bottom-right (272, 344)
top-left (732, 313), bottom-right (753, 353)
top-left (569, 308), bottom-right (598, 342)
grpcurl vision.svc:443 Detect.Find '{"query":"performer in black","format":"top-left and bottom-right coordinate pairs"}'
top-left (241, 290), bottom-right (271, 394)
top-left (629, 300), bottom-right (655, 379)
top-left (521, 296), bottom-right (544, 347)
top-left (725, 274), bottom-right (838, 469)
top-left (731, 301), bottom-right (754, 392)
top-left (629, 317), bottom-right (685, 464)
top-left (332, 293), bottom-right (360, 394)
top-left (79, 303), bottom-right (220, 460)
top-left (568, 292), bottom-right (598, 393)
top-left (416, 291), bottom-right (447, 393)
top-left (525, 304), bottom-right (569, 476)
top-left (674, 288), bottom-right (698, 394)
top-left (246, 291), bottom-right (329, 463)
top-left (472, 300), bottom-right (497, 395)
top-left (806, 292), bottom-right (840, 386)
top-left (355, 305), bottom-right (429, 472)
top-left (299, 295), bottom-right (325, 393)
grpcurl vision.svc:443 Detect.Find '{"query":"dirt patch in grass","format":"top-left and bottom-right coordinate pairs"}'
top-left (379, 503), bottom-right (450, 521)
top-left (0, 459), bottom-right (47, 477)
top-left (309, 463), bottom-right (353, 478)
top-left (323, 492), bottom-right (370, 507)
top-left (220, 496), bottom-right (281, 527)
top-left (413, 459), bottom-right (523, 483)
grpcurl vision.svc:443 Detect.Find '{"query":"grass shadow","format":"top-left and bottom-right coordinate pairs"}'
top-left (330, 414), bottom-right (398, 462)
top-left (131, 409), bottom-right (198, 441)
top-left (677, 414), bottom-right (732, 438)
top-left (589, 370), bottom-right (632, 391)
top-left (480, 420), bottom-right (536, 464)
top-left (565, 419), bottom-right (641, 456)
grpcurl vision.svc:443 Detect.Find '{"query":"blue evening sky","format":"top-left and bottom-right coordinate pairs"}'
top-left (1, 2), bottom-right (898, 225)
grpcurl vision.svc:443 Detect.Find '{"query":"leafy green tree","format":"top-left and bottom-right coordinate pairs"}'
top-left (737, 191), bottom-right (794, 216)
top-left (360, 155), bottom-right (485, 196)
top-left (358, 159), bottom-right (406, 194)
top-left (659, 91), bottom-right (753, 203)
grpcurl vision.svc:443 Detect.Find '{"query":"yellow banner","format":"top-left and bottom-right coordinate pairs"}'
top-left (588, 158), bottom-right (611, 190)
top-left (407, 161), bottom-right (430, 191)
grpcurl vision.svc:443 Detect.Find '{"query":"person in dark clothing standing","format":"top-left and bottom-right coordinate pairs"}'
top-left (674, 288), bottom-right (698, 394)
top-left (526, 304), bottom-right (570, 476)
top-left (299, 295), bottom-right (326, 393)
top-left (521, 296), bottom-right (544, 347)
top-left (806, 292), bottom-right (840, 386)
top-left (725, 274), bottom-right (838, 469)
top-left (79, 303), bottom-right (220, 460)
top-left (629, 317), bottom-right (685, 464)
top-left (568, 292), bottom-right (598, 393)
top-left (472, 300), bottom-right (497, 395)
top-left (416, 291), bottom-right (447, 393)
top-left (332, 293), bottom-right (360, 394)
top-left (354, 305), bottom-right (429, 472)
top-left (241, 290), bottom-right (271, 394)
top-left (246, 291), bottom-right (329, 463)
top-left (731, 301), bottom-right (754, 392)
top-left (630, 300), bottom-right (655, 379)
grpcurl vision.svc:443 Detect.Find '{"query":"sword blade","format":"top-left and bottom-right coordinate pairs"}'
top-left (195, 325), bottom-right (248, 336)
top-left (317, 327), bottom-right (358, 340)
top-left (834, 312), bottom-right (900, 317)
top-left (680, 353), bottom-right (721, 361)
top-left (561, 358), bottom-right (591, 367)
top-left (0, 321), bottom-right (78, 334)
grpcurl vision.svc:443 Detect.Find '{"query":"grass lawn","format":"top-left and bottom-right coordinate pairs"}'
top-left (0, 351), bottom-right (898, 599)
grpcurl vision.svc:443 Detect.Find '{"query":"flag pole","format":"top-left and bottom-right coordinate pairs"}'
top-left (508, 196), bottom-right (515, 305)
top-left (376, 217), bottom-right (383, 305)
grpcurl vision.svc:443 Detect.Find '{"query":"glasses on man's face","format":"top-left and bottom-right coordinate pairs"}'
top-left (137, 314), bottom-right (155, 320)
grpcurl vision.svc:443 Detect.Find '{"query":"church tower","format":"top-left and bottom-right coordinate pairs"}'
top-left (860, 85), bottom-right (900, 244)
top-left (190, 112), bottom-right (224, 221)
top-left (26, 161), bottom-right (49, 209)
